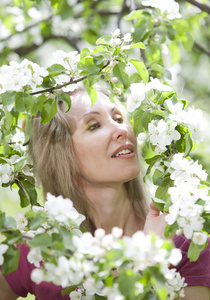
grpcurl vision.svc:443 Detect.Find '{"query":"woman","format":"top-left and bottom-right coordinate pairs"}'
top-left (0, 88), bottom-right (209, 299)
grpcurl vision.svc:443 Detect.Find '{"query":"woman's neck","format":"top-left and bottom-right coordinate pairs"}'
top-left (82, 182), bottom-right (144, 236)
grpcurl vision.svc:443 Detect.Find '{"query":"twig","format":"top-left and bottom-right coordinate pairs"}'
top-left (117, 0), bottom-right (128, 29)
top-left (186, 0), bottom-right (210, 14)
top-left (194, 42), bottom-right (210, 57)
top-left (15, 35), bottom-right (80, 57)
top-left (0, 15), bottom-right (53, 43)
top-left (30, 61), bottom-right (110, 96)
top-left (30, 75), bottom-right (88, 96)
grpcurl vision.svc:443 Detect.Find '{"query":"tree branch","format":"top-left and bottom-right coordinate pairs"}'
top-left (181, 0), bottom-right (210, 14)
top-left (0, 15), bottom-right (53, 43)
top-left (14, 35), bottom-right (81, 57)
top-left (194, 41), bottom-right (210, 57)
top-left (30, 61), bottom-right (110, 96)
top-left (117, 0), bottom-right (128, 29)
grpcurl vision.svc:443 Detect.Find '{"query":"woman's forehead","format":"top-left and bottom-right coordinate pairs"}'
top-left (68, 90), bottom-right (116, 118)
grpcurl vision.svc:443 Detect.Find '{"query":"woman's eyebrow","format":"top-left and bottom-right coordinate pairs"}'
top-left (80, 111), bottom-right (100, 119)
top-left (80, 107), bottom-right (116, 119)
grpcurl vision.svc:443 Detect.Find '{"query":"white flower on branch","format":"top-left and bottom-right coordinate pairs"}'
top-left (0, 163), bottom-right (14, 184)
top-left (0, 244), bottom-right (9, 265)
top-left (146, 77), bottom-right (173, 92)
top-left (192, 232), bottom-right (208, 245)
top-left (127, 82), bottom-right (147, 112)
top-left (177, 215), bottom-right (204, 239)
top-left (148, 119), bottom-right (180, 153)
top-left (142, 0), bottom-right (182, 19)
top-left (31, 268), bottom-right (45, 284)
top-left (15, 211), bottom-right (28, 230)
top-left (53, 50), bottom-right (80, 77)
top-left (27, 247), bottom-right (43, 267)
top-left (45, 193), bottom-right (85, 227)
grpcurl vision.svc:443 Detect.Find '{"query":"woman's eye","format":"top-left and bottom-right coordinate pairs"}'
top-left (87, 122), bottom-right (100, 131)
top-left (114, 115), bottom-right (123, 124)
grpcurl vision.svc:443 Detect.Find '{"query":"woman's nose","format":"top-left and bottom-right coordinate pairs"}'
top-left (111, 122), bottom-right (128, 141)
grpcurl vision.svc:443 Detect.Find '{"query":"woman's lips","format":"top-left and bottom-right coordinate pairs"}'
top-left (111, 144), bottom-right (134, 158)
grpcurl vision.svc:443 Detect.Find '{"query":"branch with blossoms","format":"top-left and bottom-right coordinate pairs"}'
top-left (0, 1), bottom-right (210, 298)
top-left (0, 193), bottom-right (187, 300)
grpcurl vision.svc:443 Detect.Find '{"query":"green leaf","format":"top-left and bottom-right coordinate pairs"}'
top-left (113, 62), bottom-right (130, 89)
top-left (155, 175), bottom-right (172, 202)
top-left (47, 64), bottom-right (65, 76)
top-left (130, 60), bottom-right (149, 84)
top-left (1, 246), bottom-right (20, 276)
top-left (96, 35), bottom-right (112, 46)
top-left (187, 240), bottom-right (207, 262)
top-left (4, 109), bottom-right (13, 130)
top-left (61, 285), bottom-right (79, 296)
top-left (31, 94), bottom-right (46, 116)
top-left (130, 42), bottom-right (146, 49)
top-left (0, 211), bottom-right (6, 227)
top-left (15, 93), bottom-right (35, 113)
top-left (41, 98), bottom-right (57, 123)
top-left (0, 91), bottom-right (16, 106)
top-left (144, 292), bottom-right (159, 300)
top-left (152, 110), bottom-right (165, 119)
top-left (83, 79), bottom-right (98, 105)
top-left (58, 93), bottom-right (71, 112)
top-left (118, 269), bottom-right (140, 300)
top-left (184, 132), bottom-right (193, 157)
top-left (78, 57), bottom-right (100, 75)
top-left (29, 216), bottom-right (46, 230)
top-left (174, 126), bottom-right (189, 153)
top-left (124, 9), bottom-right (145, 20)
top-left (18, 189), bottom-right (29, 207)
top-left (18, 179), bottom-right (37, 206)
top-left (30, 233), bottom-right (52, 247)
top-left (80, 48), bottom-right (90, 59)
top-left (164, 222), bottom-right (178, 238)
top-left (42, 75), bottom-right (56, 89)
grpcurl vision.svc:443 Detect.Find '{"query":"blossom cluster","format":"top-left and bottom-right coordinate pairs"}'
top-left (29, 222), bottom-right (186, 300)
top-left (0, 59), bottom-right (48, 94)
top-left (142, 0), bottom-right (182, 19)
top-left (166, 153), bottom-right (209, 243)
top-left (127, 78), bottom-right (172, 113)
top-left (52, 50), bottom-right (81, 92)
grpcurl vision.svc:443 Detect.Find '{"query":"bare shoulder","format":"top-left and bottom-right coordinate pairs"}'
top-left (0, 270), bottom-right (18, 300)
top-left (177, 286), bottom-right (210, 300)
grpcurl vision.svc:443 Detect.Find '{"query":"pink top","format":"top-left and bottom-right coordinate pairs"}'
top-left (4, 235), bottom-right (210, 299)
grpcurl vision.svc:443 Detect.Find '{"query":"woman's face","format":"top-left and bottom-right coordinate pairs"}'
top-left (67, 90), bottom-right (140, 187)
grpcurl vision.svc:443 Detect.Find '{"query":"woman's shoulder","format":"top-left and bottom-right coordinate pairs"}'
top-left (173, 234), bottom-right (210, 287)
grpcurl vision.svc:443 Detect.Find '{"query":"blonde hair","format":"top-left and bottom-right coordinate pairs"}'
top-left (29, 90), bottom-right (149, 233)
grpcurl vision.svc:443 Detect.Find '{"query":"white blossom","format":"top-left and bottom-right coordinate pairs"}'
top-left (137, 132), bottom-right (147, 144)
top-left (103, 283), bottom-right (124, 300)
top-left (148, 119), bottom-right (180, 153)
top-left (70, 289), bottom-right (82, 300)
top-left (45, 193), bottom-right (85, 227)
top-left (0, 163), bottom-right (14, 184)
top-left (127, 82), bottom-right (147, 112)
top-left (111, 28), bottom-right (121, 38)
top-left (27, 247), bottom-right (43, 267)
top-left (142, 0), bottom-right (182, 19)
top-left (15, 211), bottom-right (28, 230)
top-left (146, 77), bottom-right (173, 92)
top-left (122, 33), bottom-right (132, 43)
top-left (31, 268), bottom-right (45, 284)
top-left (0, 244), bottom-right (9, 265)
top-left (177, 215), bottom-right (204, 239)
top-left (53, 50), bottom-right (80, 76)
top-left (192, 232), bottom-right (208, 245)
